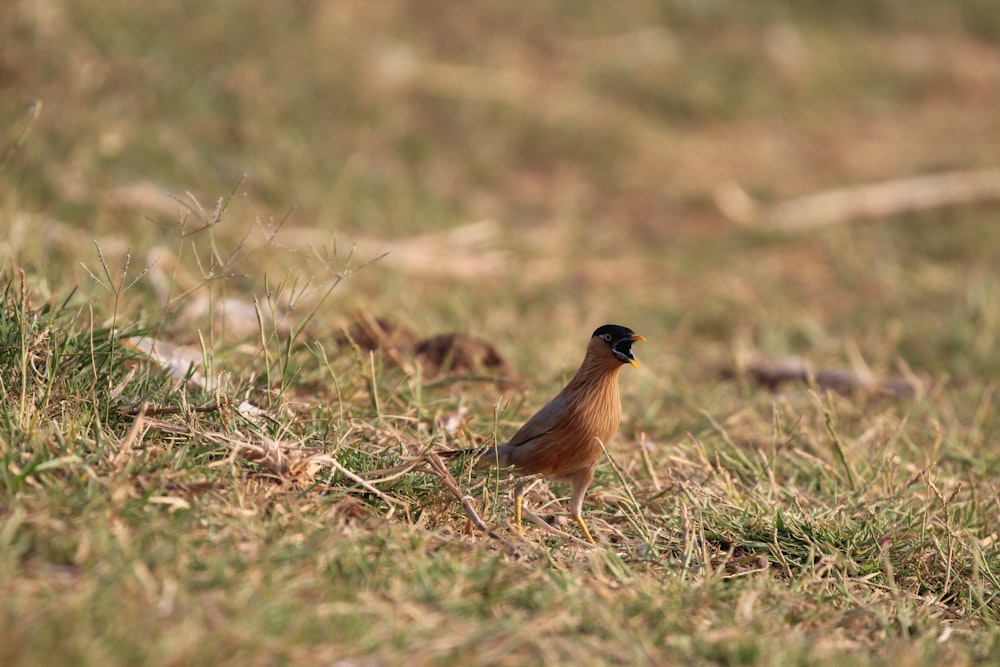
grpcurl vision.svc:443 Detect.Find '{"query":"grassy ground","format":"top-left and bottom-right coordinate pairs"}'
top-left (3, 1), bottom-right (1000, 664)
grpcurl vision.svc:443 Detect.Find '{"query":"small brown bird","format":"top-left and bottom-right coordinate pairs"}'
top-left (446, 324), bottom-right (645, 544)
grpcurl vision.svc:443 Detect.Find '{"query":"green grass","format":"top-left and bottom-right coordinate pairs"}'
top-left (3, 1), bottom-right (1000, 664)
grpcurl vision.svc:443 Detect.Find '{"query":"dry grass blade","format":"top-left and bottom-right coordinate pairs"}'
top-left (598, 437), bottom-right (653, 544)
top-left (142, 417), bottom-right (195, 436)
top-left (112, 401), bottom-right (148, 470)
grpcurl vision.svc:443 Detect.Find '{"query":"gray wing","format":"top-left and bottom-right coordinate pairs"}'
top-left (506, 392), bottom-right (569, 448)
top-left (476, 392), bottom-right (568, 469)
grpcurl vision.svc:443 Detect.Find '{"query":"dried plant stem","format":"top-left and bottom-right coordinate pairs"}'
top-left (519, 508), bottom-right (599, 549)
top-left (138, 419), bottom-right (403, 512)
top-left (311, 454), bottom-right (402, 514)
top-left (421, 453), bottom-right (503, 541)
top-left (718, 168), bottom-right (1000, 229)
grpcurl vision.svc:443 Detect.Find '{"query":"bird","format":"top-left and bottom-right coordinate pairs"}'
top-left (444, 324), bottom-right (644, 544)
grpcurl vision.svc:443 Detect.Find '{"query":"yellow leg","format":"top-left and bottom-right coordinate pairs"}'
top-left (574, 514), bottom-right (596, 545)
top-left (569, 467), bottom-right (598, 545)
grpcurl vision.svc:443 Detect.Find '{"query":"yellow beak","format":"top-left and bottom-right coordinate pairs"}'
top-left (628, 334), bottom-right (644, 369)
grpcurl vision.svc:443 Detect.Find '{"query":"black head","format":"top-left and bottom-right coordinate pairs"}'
top-left (591, 324), bottom-right (645, 368)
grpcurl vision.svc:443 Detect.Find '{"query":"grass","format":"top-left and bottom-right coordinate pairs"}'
top-left (3, 0), bottom-right (1000, 664)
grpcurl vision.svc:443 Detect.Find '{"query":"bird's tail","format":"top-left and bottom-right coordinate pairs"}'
top-left (437, 446), bottom-right (513, 469)
top-left (437, 447), bottom-right (476, 459)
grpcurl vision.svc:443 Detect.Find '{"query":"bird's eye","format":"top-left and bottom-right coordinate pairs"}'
top-left (603, 333), bottom-right (613, 342)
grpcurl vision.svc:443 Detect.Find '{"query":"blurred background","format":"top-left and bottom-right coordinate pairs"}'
top-left (3, 0), bottom-right (1000, 380)
top-left (6, 6), bottom-right (1000, 663)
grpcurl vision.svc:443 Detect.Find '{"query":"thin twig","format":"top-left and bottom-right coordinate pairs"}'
top-left (139, 419), bottom-right (402, 513)
top-left (356, 461), bottom-right (422, 482)
top-left (422, 453), bottom-right (504, 541)
top-left (718, 168), bottom-right (1000, 229)
top-left (520, 508), bottom-right (599, 549)
top-left (315, 455), bottom-right (402, 515)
